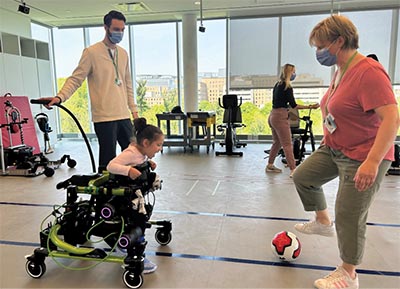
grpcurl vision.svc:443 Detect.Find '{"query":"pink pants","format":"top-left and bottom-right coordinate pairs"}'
top-left (268, 108), bottom-right (296, 170)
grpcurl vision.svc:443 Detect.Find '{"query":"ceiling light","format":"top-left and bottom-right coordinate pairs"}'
top-left (115, 2), bottom-right (151, 12)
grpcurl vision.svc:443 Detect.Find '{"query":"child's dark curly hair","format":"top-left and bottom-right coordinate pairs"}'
top-left (133, 118), bottom-right (163, 145)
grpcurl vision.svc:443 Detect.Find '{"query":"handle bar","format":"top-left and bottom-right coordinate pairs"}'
top-left (30, 99), bottom-right (52, 105)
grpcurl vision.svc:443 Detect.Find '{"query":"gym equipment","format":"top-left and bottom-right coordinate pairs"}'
top-left (0, 96), bottom-right (76, 177)
top-left (264, 107), bottom-right (315, 165)
top-left (25, 99), bottom-right (172, 289)
top-left (187, 111), bottom-right (216, 154)
top-left (216, 94), bottom-right (246, 157)
top-left (387, 144), bottom-right (400, 175)
top-left (35, 113), bottom-right (54, 154)
top-left (156, 112), bottom-right (188, 153)
top-left (288, 107), bottom-right (316, 164)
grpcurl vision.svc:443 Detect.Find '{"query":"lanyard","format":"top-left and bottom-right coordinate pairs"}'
top-left (324, 51), bottom-right (358, 115)
top-left (108, 48), bottom-right (121, 85)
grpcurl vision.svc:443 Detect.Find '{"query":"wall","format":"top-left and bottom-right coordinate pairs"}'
top-left (0, 7), bottom-right (57, 153)
top-left (0, 8), bottom-right (32, 37)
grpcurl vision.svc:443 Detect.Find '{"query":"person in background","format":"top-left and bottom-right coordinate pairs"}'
top-left (42, 10), bottom-right (139, 172)
top-left (366, 53), bottom-right (379, 62)
top-left (292, 14), bottom-right (399, 289)
top-left (266, 63), bottom-right (319, 177)
top-left (107, 117), bottom-right (164, 274)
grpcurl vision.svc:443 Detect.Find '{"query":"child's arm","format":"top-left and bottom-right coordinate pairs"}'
top-left (107, 148), bottom-right (143, 179)
top-left (149, 160), bottom-right (157, 171)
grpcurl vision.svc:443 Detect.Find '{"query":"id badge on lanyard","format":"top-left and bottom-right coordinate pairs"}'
top-left (324, 113), bottom-right (337, 134)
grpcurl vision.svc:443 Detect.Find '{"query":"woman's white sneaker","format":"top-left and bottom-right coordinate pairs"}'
top-left (294, 220), bottom-right (335, 237)
top-left (314, 266), bottom-right (359, 289)
top-left (265, 165), bottom-right (282, 173)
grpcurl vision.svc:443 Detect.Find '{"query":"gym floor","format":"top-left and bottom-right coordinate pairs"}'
top-left (1, 140), bottom-right (399, 288)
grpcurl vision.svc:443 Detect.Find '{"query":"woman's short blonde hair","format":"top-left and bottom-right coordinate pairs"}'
top-left (309, 14), bottom-right (359, 50)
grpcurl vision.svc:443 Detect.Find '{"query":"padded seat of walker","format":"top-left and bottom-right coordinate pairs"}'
top-left (290, 127), bottom-right (307, 135)
top-left (56, 173), bottom-right (104, 189)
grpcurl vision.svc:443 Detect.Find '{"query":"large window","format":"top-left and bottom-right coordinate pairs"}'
top-left (31, 23), bottom-right (49, 42)
top-left (197, 19), bottom-right (226, 116)
top-left (49, 8), bottom-right (400, 139)
top-left (230, 18), bottom-right (279, 90)
top-left (343, 10), bottom-right (392, 71)
top-left (282, 14), bottom-right (330, 86)
top-left (52, 28), bottom-right (90, 134)
top-left (281, 14), bottom-right (331, 136)
top-left (132, 22), bottom-right (178, 127)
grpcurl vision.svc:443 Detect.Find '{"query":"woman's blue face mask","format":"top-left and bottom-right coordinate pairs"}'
top-left (316, 40), bottom-right (337, 66)
top-left (290, 72), bottom-right (296, 81)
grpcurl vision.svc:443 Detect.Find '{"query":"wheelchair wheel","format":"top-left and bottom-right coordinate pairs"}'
top-left (44, 167), bottom-right (55, 177)
top-left (122, 270), bottom-right (143, 289)
top-left (25, 260), bottom-right (46, 279)
top-left (155, 229), bottom-right (172, 246)
top-left (67, 158), bottom-right (77, 168)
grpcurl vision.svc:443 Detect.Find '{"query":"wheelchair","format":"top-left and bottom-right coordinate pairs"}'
top-left (265, 107), bottom-right (315, 165)
top-left (25, 161), bottom-right (172, 289)
top-left (216, 94), bottom-right (246, 157)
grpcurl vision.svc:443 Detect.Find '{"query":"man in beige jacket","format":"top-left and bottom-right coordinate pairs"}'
top-left (44, 10), bottom-right (139, 172)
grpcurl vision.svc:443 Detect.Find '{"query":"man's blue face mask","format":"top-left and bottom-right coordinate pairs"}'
top-left (108, 30), bottom-right (124, 44)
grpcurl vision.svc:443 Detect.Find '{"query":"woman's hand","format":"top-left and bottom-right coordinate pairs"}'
top-left (353, 160), bottom-right (379, 192)
top-left (310, 103), bottom-right (320, 109)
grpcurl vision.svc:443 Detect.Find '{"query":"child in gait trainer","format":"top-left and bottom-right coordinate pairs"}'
top-left (107, 117), bottom-right (164, 274)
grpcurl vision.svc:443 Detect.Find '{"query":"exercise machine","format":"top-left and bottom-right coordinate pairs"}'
top-left (216, 94), bottom-right (246, 157)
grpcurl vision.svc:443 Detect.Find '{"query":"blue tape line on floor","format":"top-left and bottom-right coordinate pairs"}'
top-left (2, 239), bottom-right (399, 277)
top-left (1, 201), bottom-right (400, 227)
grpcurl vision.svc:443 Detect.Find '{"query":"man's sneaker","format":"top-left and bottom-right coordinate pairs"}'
top-left (143, 258), bottom-right (157, 274)
top-left (314, 266), bottom-right (359, 289)
top-left (265, 165), bottom-right (282, 173)
top-left (294, 219), bottom-right (335, 237)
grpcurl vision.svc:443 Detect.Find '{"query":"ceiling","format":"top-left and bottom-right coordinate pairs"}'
top-left (1, 0), bottom-right (399, 27)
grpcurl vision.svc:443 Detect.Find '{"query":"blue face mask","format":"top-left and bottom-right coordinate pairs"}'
top-left (108, 31), bottom-right (124, 44)
top-left (316, 48), bottom-right (337, 66)
top-left (290, 73), bottom-right (296, 81)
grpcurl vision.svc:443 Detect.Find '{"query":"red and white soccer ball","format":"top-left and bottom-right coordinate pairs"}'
top-left (271, 231), bottom-right (301, 261)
